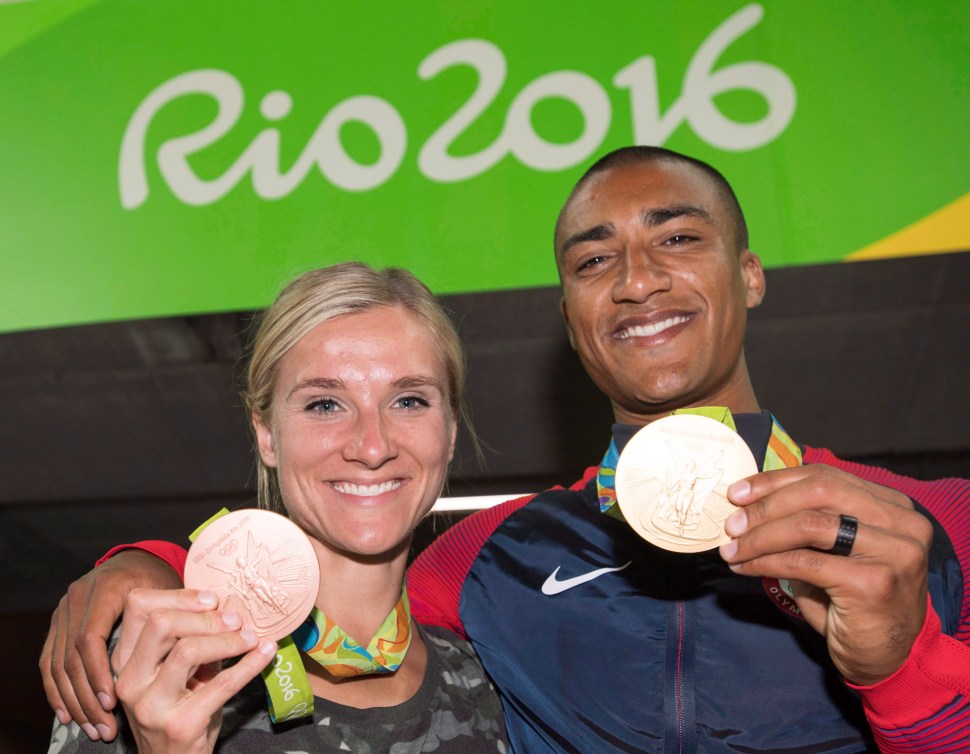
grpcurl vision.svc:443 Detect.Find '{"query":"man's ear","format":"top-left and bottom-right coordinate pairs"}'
top-left (740, 250), bottom-right (766, 309)
top-left (252, 410), bottom-right (278, 468)
top-left (560, 297), bottom-right (577, 350)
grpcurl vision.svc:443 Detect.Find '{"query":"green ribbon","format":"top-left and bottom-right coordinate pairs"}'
top-left (598, 408), bottom-right (801, 518)
top-left (189, 508), bottom-right (315, 723)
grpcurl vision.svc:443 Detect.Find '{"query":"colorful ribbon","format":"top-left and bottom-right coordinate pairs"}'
top-left (294, 588), bottom-right (413, 677)
top-left (598, 408), bottom-right (802, 517)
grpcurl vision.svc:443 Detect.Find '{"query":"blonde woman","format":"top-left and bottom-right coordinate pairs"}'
top-left (48, 263), bottom-right (507, 753)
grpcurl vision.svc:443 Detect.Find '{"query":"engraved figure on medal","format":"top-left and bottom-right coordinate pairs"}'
top-left (652, 444), bottom-right (725, 536)
top-left (184, 509), bottom-right (320, 641)
top-left (207, 531), bottom-right (313, 631)
top-left (616, 415), bottom-right (758, 553)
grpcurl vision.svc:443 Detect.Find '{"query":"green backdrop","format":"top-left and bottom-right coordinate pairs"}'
top-left (1, 0), bottom-right (967, 333)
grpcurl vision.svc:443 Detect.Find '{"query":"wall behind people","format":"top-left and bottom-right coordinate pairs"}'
top-left (1, 3), bottom-right (968, 750)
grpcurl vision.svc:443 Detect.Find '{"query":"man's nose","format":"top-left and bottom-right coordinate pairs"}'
top-left (612, 250), bottom-right (672, 303)
top-left (342, 410), bottom-right (397, 466)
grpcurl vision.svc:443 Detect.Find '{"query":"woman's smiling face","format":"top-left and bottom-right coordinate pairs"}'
top-left (252, 304), bottom-right (457, 561)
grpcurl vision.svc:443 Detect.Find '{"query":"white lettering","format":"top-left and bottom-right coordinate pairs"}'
top-left (280, 701), bottom-right (309, 721)
top-left (119, 69), bottom-right (243, 209)
top-left (119, 3), bottom-right (794, 207)
top-left (614, 4), bottom-right (795, 150)
top-left (505, 70), bottom-right (610, 171)
top-left (417, 39), bottom-right (508, 182)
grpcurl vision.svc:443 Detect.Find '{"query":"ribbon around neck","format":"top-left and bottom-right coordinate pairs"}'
top-left (294, 588), bottom-right (413, 677)
top-left (598, 408), bottom-right (802, 518)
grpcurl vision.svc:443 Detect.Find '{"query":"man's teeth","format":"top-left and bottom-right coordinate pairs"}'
top-left (618, 316), bottom-right (689, 339)
top-left (333, 480), bottom-right (401, 496)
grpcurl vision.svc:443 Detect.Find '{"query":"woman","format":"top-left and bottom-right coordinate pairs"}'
top-left (48, 262), bottom-right (508, 752)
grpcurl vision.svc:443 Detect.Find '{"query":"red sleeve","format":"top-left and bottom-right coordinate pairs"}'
top-left (407, 469), bottom-right (596, 637)
top-left (407, 495), bottom-right (534, 637)
top-left (95, 540), bottom-right (188, 578)
top-left (805, 447), bottom-right (970, 751)
top-left (854, 600), bottom-right (970, 752)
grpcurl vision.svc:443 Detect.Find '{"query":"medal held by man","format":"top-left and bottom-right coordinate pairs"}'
top-left (616, 414), bottom-right (757, 553)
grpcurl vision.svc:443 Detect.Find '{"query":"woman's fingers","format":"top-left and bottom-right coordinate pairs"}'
top-left (115, 603), bottom-right (243, 691)
top-left (113, 588), bottom-right (221, 675)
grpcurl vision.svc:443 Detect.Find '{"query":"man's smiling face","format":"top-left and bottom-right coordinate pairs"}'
top-left (555, 159), bottom-right (766, 424)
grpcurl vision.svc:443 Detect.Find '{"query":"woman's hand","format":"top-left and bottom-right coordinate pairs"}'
top-left (112, 588), bottom-right (277, 754)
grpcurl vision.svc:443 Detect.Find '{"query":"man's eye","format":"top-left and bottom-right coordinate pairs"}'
top-left (306, 398), bottom-right (339, 413)
top-left (664, 234), bottom-right (697, 246)
top-left (396, 395), bottom-right (430, 410)
top-left (577, 255), bottom-right (606, 271)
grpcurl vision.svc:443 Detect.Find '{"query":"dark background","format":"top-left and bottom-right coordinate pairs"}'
top-left (4, 251), bottom-right (969, 751)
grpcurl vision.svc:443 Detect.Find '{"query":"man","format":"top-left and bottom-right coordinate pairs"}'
top-left (42, 147), bottom-right (970, 751)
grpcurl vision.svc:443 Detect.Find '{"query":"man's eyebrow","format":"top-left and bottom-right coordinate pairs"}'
top-left (642, 205), bottom-right (714, 227)
top-left (559, 205), bottom-right (715, 258)
top-left (559, 223), bottom-right (616, 256)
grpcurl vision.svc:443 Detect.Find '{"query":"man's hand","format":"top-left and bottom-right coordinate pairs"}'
top-left (39, 550), bottom-right (184, 741)
top-left (718, 464), bottom-right (932, 686)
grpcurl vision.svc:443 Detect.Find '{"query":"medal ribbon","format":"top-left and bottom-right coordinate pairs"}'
top-left (293, 588), bottom-right (412, 677)
top-left (189, 508), bottom-right (315, 723)
top-left (597, 408), bottom-right (802, 517)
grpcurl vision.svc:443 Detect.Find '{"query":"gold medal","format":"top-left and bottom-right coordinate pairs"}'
top-left (615, 414), bottom-right (757, 553)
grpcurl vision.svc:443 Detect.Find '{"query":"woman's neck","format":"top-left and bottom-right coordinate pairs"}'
top-left (302, 538), bottom-right (427, 708)
top-left (309, 539), bottom-right (410, 646)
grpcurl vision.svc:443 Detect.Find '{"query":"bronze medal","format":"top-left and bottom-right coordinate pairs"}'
top-left (183, 509), bottom-right (319, 641)
top-left (615, 414), bottom-right (757, 553)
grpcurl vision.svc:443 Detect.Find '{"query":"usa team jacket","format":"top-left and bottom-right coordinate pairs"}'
top-left (124, 420), bottom-right (970, 753)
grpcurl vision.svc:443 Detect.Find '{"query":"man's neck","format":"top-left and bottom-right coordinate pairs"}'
top-left (611, 410), bottom-right (775, 467)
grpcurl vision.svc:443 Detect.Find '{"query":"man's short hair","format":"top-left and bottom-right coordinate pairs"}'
top-left (556, 146), bottom-right (750, 252)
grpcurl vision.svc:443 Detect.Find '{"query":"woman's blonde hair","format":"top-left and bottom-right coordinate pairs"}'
top-left (242, 262), bottom-right (468, 512)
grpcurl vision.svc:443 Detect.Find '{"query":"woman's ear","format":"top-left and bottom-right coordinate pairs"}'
top-left (252, 410), bottom-right (278, 467)
top-left (447, 417), bottom-right (458, 463)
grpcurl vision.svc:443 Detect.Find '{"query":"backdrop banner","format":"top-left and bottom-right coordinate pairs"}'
top-left (1, 0), bottom-right (966, 332)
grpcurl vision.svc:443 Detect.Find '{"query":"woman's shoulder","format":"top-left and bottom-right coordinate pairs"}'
top-left (420, 622), bottom-right (494, 687)
top-left (415, 622), bottom-right (509, 751)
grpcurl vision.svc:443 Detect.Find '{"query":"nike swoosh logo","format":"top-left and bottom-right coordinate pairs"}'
top-left (541, 561), bottom-right (632, 596)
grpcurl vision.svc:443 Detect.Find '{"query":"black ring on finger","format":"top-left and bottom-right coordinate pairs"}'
top-left (828, 514), bottom-right (858, 557)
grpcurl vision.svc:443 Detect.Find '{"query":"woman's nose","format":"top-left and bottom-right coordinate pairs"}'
top-left (342, 411), bottom-right (397, 466)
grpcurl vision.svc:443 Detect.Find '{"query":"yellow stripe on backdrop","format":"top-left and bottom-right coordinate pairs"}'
top-left (848, 193), bottom-right (970, 260)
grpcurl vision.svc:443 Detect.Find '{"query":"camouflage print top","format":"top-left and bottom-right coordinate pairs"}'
top-left (48, 624), bottom-right (509, 754)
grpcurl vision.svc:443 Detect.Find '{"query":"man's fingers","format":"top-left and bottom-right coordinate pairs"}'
top-left (724, 508), bottom-right (859, 563)
top-left (74, 588), bottom-right (127, 714)
top-left (45, 595), bottom-right (118, 741)
top-left (722, 518), bottom-right (928, 596)
top-left (731, 465), bottom-right (913, 511)
top-left (40, 607), bottom-right (71, 725)
top-left (727, 467), bottom-right (929, 544)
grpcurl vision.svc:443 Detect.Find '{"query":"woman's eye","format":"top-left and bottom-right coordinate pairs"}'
top-left (396, 395), bottom-right (430, 410)
top-left (306, 398), bottom-right (339, 413)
